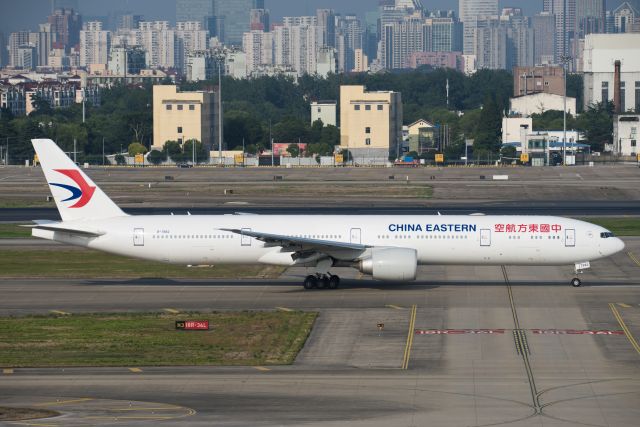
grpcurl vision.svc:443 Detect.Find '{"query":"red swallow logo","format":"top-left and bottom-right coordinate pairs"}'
top-left (51, 169), bottom-right (96, 208)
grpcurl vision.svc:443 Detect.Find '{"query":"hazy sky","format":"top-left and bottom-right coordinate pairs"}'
top-left (0, 0), bottom-right (629, 34)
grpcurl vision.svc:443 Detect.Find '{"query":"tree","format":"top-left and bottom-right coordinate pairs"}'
top-left (273, 116), bottom-right (310, 143)
top-left (310, 119), bottom-right (324, 143)
top-left (286, 143), bottom-right (300, 157)
top-left (147, 149), bottom-right (166, 165)
top-left (182, 139), bottom-right (208, 163)
top-left (128, 142), bottom-right (147, 157)
top-left (474, 95), bottom-right (503, 154)
top-left (28, 95), bottom-right (53, 116)
top-left (576, 102), bottom-right (614, 152)
top-left (319, 125), bottom-right (340, 147)
top-left (163, 140), bottom-right (182, 159)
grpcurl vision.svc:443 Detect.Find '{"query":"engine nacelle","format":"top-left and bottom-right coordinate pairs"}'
top-left (358, 248), bottom-right (417, 282)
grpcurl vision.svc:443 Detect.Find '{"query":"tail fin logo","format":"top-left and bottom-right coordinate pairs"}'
top-left (49, 169), bottom-right (96, 208)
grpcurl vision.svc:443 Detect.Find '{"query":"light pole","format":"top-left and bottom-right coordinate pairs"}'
top-left (561, 55), bottom-right (572, 166)
top-left (216, 54), bottom-right (224, 166)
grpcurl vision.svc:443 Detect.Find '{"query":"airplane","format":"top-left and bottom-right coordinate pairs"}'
top-left (29, 138), bottom-right (625, 290)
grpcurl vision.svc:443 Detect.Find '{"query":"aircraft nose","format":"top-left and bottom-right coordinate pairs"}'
top-left (613, 237), bottom-right (625, 254)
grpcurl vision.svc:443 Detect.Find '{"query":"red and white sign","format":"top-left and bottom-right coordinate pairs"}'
top-left (531, 329), bottom-right (624, 335)
top-left (176, 320), bottom-right (210, 330)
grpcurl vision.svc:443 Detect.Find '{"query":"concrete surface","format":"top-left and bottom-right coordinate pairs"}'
top-left (1, 238), bottom-right (640, 426)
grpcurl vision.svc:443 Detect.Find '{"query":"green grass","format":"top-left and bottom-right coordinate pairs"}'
top-left (0, 249), bottom-right (285, 279)
top-left (576, 217), bottom-right (640, 236)
top-left (0, 312), bottom-right (317, 367)
top-left (0, 224), bottom-right (31, 238)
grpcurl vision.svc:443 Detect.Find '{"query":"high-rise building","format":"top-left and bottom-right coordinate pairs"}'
top-left (48, 8), bottom-right (82, 50)
top-left (543, 0), bottom-right (576, 62)
top-left (242, 29), bottom-right (273, 74)
top-left (108, 46), bottom-right (146, 75)
top-left (424, 12), bottom-right (463, 52)
top-left (474, 10), bottom-right (533, 71)
top-left (533, 12), bottom-right (556, 65)
top-left (175, 21), bottom-right (209, 71)
top-left (273, 17), bottom-right (323, 76)
top-left (0, 33), bottom-right (6, 68)
top-left (316, 9), bottom-right (336, 47)
top-left (381, 17), bottom-right (426, 69)
top-left (175, 0), bottom-right (214, 24)
top-left (80, 21), bottom-right (111, 67)
top-left (250, 9), bottom-right (270, 31)
top-left (52, 0), bottom-right (79, 12)
top-left (214, 0), bottom-right (265, 46)
top-left (139, 21), bottom-right (176, 69)
top-left (459, 0), bottom-right (499, 55)
top-left (30, 24), bottom-right (56, 67)
top-left (336, 14), bottom-right (362, 73)
top-left (613, 2), bottom-right (639, 33)
top-left (9, 31), bottom-right (32, 68)
top-left (117, 14), bottom-right (144, 31)
top-left (575, 0), bottom-right (605, 37)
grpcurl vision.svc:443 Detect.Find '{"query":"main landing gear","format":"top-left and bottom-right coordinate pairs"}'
top-left (571, 277), bottom-right (582, 287)
top-left (303, 274), bottom-right (340, 290)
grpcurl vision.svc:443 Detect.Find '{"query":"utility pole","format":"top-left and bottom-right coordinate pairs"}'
top-left (561, 55), bottom-right (571, 166)
top-left (242, 137), bottom-right (245, 167)
top-left (73, 138), bottom-right (77, 164)
top-left (446, 78), bottom-right (449, 109)
top-left (218, 58), bottom-right (223, 165)
top-left (102, 137), bottom-right (105, 166)
top-left (82, 88), bottom-right (85, 124)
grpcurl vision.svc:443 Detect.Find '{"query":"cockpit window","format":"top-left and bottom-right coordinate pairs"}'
top-left (600, 232), bottom-right (615, 238)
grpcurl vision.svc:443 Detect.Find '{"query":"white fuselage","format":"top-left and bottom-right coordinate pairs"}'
top-left (34, 215), bottom-right (625, 268)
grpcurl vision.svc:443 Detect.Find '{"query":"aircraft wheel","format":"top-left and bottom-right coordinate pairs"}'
top-left (328, 275), bottom-right (340, 289)
top-left (571, 277), bottom-right (582, 287)
top-left (304, 275), bottom-right (318, 290)
top-left (317, 276), bottom-right (328, 289)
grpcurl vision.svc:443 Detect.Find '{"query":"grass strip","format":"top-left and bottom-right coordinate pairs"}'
top-left (575, 217), bottom-right (640, 236)
top-left (0, 249), bottom-right (285, 279)
top-left (0, 224), bottom-right (31, 238)
top-left (0, 407), bottom-right (59, 421)
top-left (0, 312), bottom-right (317, 367)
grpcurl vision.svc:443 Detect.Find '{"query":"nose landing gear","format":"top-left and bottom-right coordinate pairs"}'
top-left (303, 274), bottom-right (340, 290)
top-left (571, 277), bottom-right (582, 287)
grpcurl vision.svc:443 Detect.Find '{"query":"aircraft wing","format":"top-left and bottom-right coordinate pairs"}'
top-left (220, 228), bottom-right (369, 252)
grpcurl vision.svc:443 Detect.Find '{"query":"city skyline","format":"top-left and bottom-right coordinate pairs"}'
top-left (1, 0), bottom-right (553, 34)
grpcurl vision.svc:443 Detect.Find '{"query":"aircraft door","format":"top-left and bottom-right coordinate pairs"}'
top-left (241, 228), bottom-right (252, 246)
top-left (350, 228), bottom-right (361, 244)
top-left (480, 229), bottom-right (491, 247)
top-left (133, 228), bottom-right (144, 246)
top-left (565, 229), bottom-right (575, 247)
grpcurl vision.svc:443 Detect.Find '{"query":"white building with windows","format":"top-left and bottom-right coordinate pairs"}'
top-left (310, 101), bottom-right (336, 126)
top-left (582, 33), bottom-right (640, 111)
top-left (613, 114), bottom-right (640, 155)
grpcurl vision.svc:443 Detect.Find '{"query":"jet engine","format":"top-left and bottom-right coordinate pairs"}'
top-left (358, 248), bottom-right (417, 281)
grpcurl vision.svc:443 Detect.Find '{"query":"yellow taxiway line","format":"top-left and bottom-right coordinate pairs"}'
top-left (401, 305), bottom-right (417, 370)
top-left (609, 303), bottom-right (640, 356)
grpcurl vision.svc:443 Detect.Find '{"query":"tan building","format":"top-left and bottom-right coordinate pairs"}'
top-left (513, 66), bottom-right (565, 97)
top-left (340, 85), bottom-right (403, 160)
top-left (152, 85), bottom-right (219, 154)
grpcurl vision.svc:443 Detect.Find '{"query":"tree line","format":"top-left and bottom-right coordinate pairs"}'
top-left (0, 67), bottom-right (611, 164)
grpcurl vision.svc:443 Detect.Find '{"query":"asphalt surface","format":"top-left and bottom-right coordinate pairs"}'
top-left (3, 200), bottom-right (640, 222)
top-left (1, 239), bottom-right (640, 426)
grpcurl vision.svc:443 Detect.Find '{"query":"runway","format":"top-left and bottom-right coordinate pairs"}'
top-left (3, 200), bottom-right (640, 222)
top-left (1, 240), bottom-right (640, 425)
